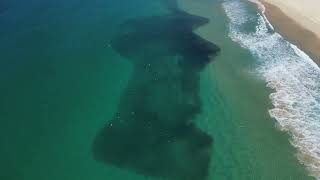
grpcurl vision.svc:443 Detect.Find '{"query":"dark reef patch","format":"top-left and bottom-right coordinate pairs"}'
top-left (93, 7), bottom-right (220, 180)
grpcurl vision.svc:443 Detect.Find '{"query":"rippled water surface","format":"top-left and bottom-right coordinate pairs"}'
top-left (0, 0), bottom-right (316, 179)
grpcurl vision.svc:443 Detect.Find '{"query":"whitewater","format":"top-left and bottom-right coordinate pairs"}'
top-left (223, 0), bottom-right (320, 178)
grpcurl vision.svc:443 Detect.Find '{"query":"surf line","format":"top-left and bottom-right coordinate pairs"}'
top-left (247, 0), bottom-right (266, 13)
top-left (247, 0), bottom-right (274, 30)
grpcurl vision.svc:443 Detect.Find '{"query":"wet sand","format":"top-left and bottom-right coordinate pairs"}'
top-left (176, 0), bottom-right (314, 179)
top-left (248, 0), bottom-right (265, 13)
top-left (261, 0), bottom-right (320, 65)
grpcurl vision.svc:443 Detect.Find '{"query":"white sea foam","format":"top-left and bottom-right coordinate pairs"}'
top-left (223, 0), bottom-right (320, 178)
top-left (247, 0), bottom-right (265, 13)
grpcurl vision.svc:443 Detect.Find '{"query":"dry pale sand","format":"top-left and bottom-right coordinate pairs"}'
top-left (261, 0), bottom-right (320, 65)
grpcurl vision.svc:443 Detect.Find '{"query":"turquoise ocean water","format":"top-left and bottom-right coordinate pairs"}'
top-left (0, 0), bottom-right (318, 179)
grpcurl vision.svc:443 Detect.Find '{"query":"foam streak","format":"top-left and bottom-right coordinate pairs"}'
top-left (223, 1), bottom-right (320, 178)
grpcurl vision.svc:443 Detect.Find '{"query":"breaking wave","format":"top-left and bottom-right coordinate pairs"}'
top-left (223, 0), bottom-right (320, 178)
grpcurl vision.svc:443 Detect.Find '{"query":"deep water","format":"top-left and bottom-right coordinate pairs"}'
top-left (0, 0), bottom-right (314, 179)
top-left (0, 0), bottom-right (220, 179)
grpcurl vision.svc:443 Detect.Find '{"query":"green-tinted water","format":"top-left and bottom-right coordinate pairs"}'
top-left (0, 0), bottom-right (313, 179)
top-left (178, 0), bottom-right (313, 179)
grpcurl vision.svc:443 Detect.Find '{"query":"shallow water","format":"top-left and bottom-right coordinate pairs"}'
top-left (178, 0), bottom-right (313, 178)
top-left (93, 8), bottom-right (220, 180)
top-left (0, 0), bottom-right (316, 179)
top-left (222, 0), bottom-right (320, 178)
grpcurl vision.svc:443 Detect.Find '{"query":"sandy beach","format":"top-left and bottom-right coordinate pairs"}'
top-left (248, 0), bottom-right (265, 13)
top-left (260, 0), bottom-right (320, 65)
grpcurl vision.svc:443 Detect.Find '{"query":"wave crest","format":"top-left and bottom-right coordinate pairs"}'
top-left (223, 1), bottom-right (320, 178)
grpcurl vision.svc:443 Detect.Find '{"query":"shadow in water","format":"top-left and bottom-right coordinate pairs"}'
top-left (93, 8), bottom-right (220, 180)
top-left (0, 5), bottom-right (8, 15)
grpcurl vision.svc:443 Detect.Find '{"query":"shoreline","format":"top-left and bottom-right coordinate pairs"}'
top-left (247, 0), bottom-right (265, 13)
top-left (247, 1), bottom-right (320, 178)
top-left (177, 0), bottom-right (315, 179)
top-left (259, 0), bottom-right (320, 66)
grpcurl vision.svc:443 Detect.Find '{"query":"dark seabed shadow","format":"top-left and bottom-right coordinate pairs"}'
top-left (0, 3), bottom-right (8, 15)
top-left (93, 6), bottom-right (220, 180)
